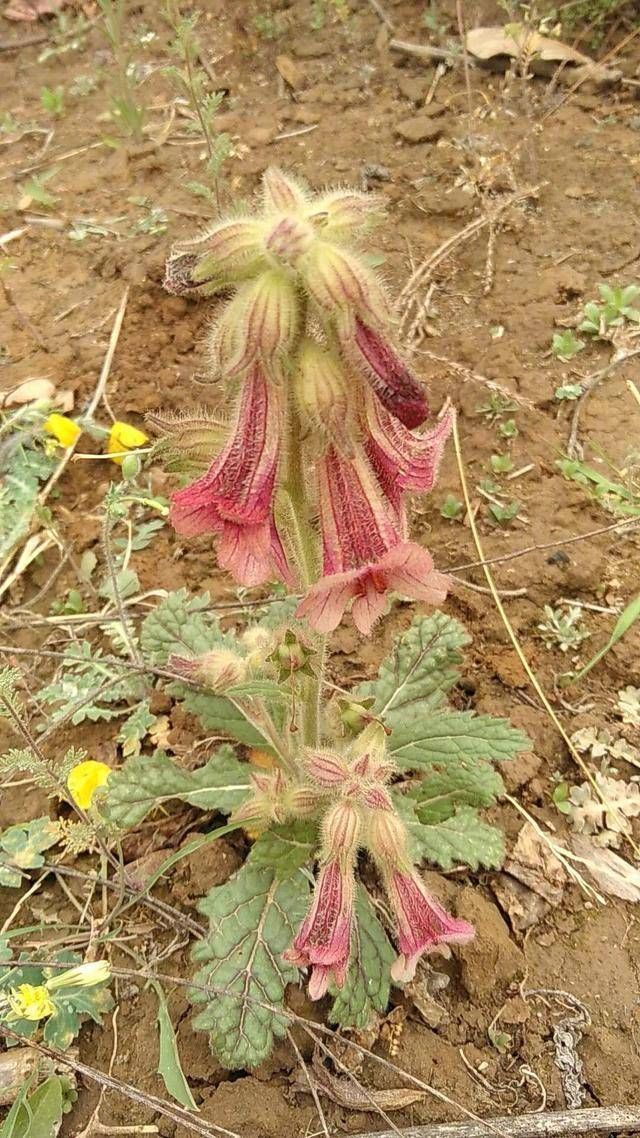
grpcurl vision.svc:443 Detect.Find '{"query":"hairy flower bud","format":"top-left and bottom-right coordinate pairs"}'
top-left (304, 749), bottom-right (348, 789)
top-left (165, 218), bottom-right (266, 296)
top-left (147, 409), bottom-right (227, 477)
top-left (313, 188), bottom-right (384, 236)
top-left (301, 242), bottom-right (386, 324)
top-left (321, 799), bottom-right (361, 866)
top-left (169, 649), bottom-right (246, 691)
top-left (338, 697), bottom-right (376, 736)
top-left (232, 769), bottom-right (288, 829)
top-left (228, 270), bottom-right (300, 373)
top-left (262, 166), bottom-right (309, 213)
top-left (265, 215), bottom-right (315, 265)
top-left (283, 783), bottom-right (325, 817)
top-left (365, 807), bottom-right (408, 867)
top-left (294, 340), bottom-right (351, 448)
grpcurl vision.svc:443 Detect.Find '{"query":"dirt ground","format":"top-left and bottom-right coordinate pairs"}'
top-left (1, 1), bottom-right (640, 1136)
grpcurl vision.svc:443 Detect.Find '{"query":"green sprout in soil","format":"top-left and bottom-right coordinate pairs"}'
top-left (490, 453), bottom-right (514, 475)
top-left (497, 417), bottom-right (518, 440)
top-left (579, 283), bottom-right (640, 337)
top-left (555, 382), bottom-right (583, 401)
top-left (552, 329), bottom-right (585, 361)
top-left (40, 86), bottom-right (65, 117)
top-left (538, 603), bottom-right (590, 653)
top-left (440, 494), bottom-right (464, 520)
top-left (476, 392), bottom-right (519, 422)
top-left (98, 0), bottom-right (146, 143)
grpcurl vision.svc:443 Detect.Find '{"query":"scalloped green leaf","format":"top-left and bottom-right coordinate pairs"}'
top-left (409, 758), bottom-right (504, 824)
top-left (357, 612), bottom-right (470, 722)
top-left (191, 863), bottom-right (309, 1069)
top-left (329, 889), bottom-right (394, 1030)
top-left (140, 589), bottom-right (225, 663)
top-left (102, 747), bottom-right (250, 829)
top-left (248, 821), bottom-right (316, 877)
top-left (388, 710), bottom-right (529, 767)
top-left (395, 795), bottom-right (505, 871)
top-left (0, 818), bottom-right (60, 887)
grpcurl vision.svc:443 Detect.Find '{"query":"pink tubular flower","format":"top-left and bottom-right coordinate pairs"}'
top-left (169, 365), bottom-right (291, 587)
top-left (339, 316), bottom-right (429, 429)
top-left (386, 869), bottom-right (475, 982)
top-left (296, 447), bottom-right (449, 634)
top-left (366, 809), bottom-right (474, 982)
top-left (285, 858), bottom-right (354, 998)
top-left (365, 396), bottom-right (454, 507)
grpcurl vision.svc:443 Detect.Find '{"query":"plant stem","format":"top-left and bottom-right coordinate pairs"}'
top-left (281, 355), bottom-right (325, 749)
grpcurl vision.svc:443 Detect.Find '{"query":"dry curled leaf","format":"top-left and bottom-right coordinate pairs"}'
top-left (504, 821), bottom-right (566, 905)
top-left (567, 772), bottom-right (640, 847)
top-left (4, 0), bottom-right (67, 20)
top-left (466, 25), bottom-right (591, 66)
top-left (310, 1050), bottom-right (425, 1111)
top-left (1, 378), bottom-right (55, 407)
top-left (569, 834), bottom-right (640, 902)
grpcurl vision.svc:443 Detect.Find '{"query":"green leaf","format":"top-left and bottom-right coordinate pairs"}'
top-left (37, 642), bottom-right (145, 727)
top-left (409, 758), bottom-right (505, 823)
top-left (329, 889), bottom-right (394, 1030)
top-left (0, 1076), bottom-right (70, 1138)
top-left (249, 822), bottom-right (316, 876)
top-left (141, 590), bottom-right (270, 747)
top-left (177, 690), bottom-right (268, 748)
top-left (395, 797), bottom-right (505, 871)
top-left (0, 818), bottom-right (60, 886)
top-left (117, 700), bottom-right (156, 756)
top-left (387, 709), bottom-right (530, 768)
top-left (357, 612), bottom-right (470, 722)
top-left (564, 591), bottom-right (640, 686)
top-left (152, 981), bottom-right (198, 1110)
top-left (102, 746), bottom-right (250, 829)
top-left (43, 1006), bottom-right (79, 1051)
top-left (140, 589), bottom-right (227, 662)
top-left (191, 863), bottom-right (309, 1069)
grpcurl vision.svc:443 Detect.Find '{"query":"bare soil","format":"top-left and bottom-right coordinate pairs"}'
top-left (1, 1), bottom-right (640, 1136)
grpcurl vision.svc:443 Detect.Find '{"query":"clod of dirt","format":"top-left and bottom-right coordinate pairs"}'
top-left (457, 888), bottom-right (525, 1001)
top-left (276, 54), bottom-right (305, 91)
top-left (170, 836), bottom-right (243, 907)
top-left (504, 823), bottom-right (566, 907)
top-left (397, 74), bottom-right (431, 105)
top-left (395, 115), bottom-right (445, 143)
top-left (291, 34), bottom-right (332, 59)
top-left (199, 1077), bottom-right (312, 1138)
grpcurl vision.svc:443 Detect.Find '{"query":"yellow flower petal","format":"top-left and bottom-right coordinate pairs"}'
top-left (44, 413), bottom-right (81, 448)
top-left (67, 760), bottom-right (111, 809)
top-left (8, 984), bottom-right (55, 1022)
top-left (107, 421), bottom-right (148, 465)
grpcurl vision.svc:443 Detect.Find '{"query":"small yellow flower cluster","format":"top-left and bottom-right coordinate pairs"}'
top-left (43, 416), bottom-right (148, 465)
top-left (6, 961), bottom-right (111, 1023)
top-left (67, 759), bottom-right (111, 809)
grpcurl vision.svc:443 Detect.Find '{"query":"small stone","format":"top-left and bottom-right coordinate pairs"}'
top-left (291, 35), bottom-right (331, 58)
top-left (276, 53), bottom-right (304, 90)
top-left (397, 74), bottom-right (430, 104)
top-left (288, 106), bottom-right (320, 125)
top-left (413, 186), bottom-right (471, 216)
top-left (395, 115), bottom-right (444, 143)
top-left (246, 124), bottom-right (278, 145)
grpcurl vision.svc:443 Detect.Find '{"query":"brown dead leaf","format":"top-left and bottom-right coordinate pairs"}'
top-left (310, 1051), bottom-right (425, 1111)
top-left (4, 0), bottom-right (67, 20)
top-left (569, 834), bottom-right (640, 902)
top-left (149, 714), bottom-right (171, 750)
top-left (466, 25), bottom-right (590, 66)
top-left (492, 872), bottom-right (550, 932)
top-left (276, 53), bottom-right (304, 91)
top-left (1, 378), bottom-right (55, 407)
top-left (504, 822), bottom-right (566, 906)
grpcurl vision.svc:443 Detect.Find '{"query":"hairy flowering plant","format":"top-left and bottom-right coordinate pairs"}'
top-left (95, 169), bottom-right (530, 1070)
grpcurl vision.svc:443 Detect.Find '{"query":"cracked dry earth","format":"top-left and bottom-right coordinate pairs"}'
top-left (1, 1), bottom-right (640, 1136)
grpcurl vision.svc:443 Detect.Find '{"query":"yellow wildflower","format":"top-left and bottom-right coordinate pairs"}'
top-left (44, 413), bottom-right (81, 448)
top-left (47, 960), bottom-right (111, 991)
top-left (8, 984), bottom-right (55, 1022)
top-left (67, 759), bottom-right (111, 809)
top-left (107, 421), bottom-right (148, 465)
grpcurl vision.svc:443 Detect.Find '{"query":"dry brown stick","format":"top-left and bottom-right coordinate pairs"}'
top-left (353, 1106), bottom-right (640, 1138)
top-left (0, 33), bottom-right (47, 51)
top-left (449, 516), bottom-right (639, 574)
top-left (0, 1028), bottom-right (240, 1138)
top-left (567, 347), bottom-right (640, 458)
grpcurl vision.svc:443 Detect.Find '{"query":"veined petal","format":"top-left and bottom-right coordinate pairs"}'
top-left (285, 858), bottom-right (354, 995)
top-left (226, 270), bottom-right (300, 374)
top-left (382, 543), bottom-right (451, 607)
top-left (386, 869), bottom-right (474, 982)
top-left (365, 396), bottom-right (453, 498)
top-left (262, 166), bottom-right (310, 213)
top-left (164, 218), bottom-right (266, 295)
top-left (301, 242), bottom-right (387, 325)
top-left (340, 317), bottom-right (429, 428)
top-left (170, 365), bottom-right (281, 536)
top-left (317, 447), bottom-right (401, 575)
